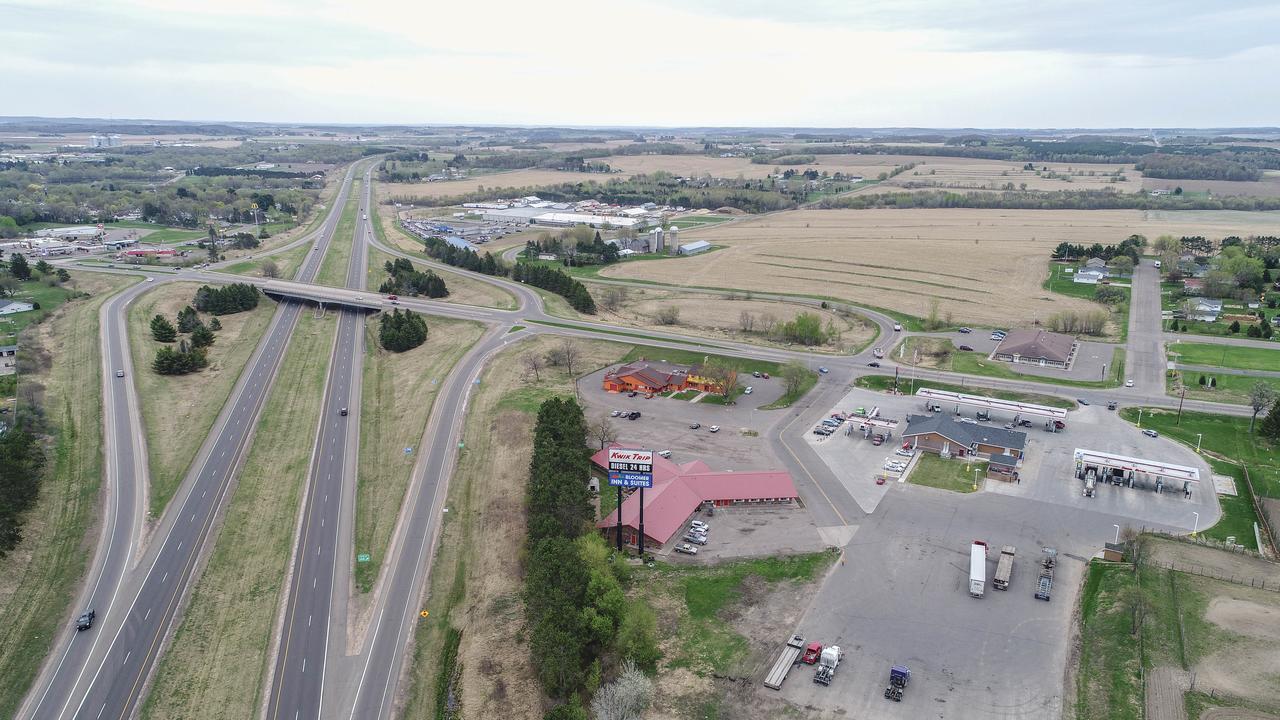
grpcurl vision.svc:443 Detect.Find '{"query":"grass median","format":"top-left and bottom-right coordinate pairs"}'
top-left (224, 240), bottom-right (312, 280)
top-left (353, 315), bottom-right (486, 593)
top-left (0, 272), bottom-right (136, 719)
top-left (143, 312), bottom-right (336, 720)
top-left (315, 178), bottom-right (360, 288)
top-left (128, 282), bottom-right (278, 517)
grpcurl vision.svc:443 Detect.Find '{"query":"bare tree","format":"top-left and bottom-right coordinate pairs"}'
top-left (781, 359), bottom-right (809, 398)
top-left (522, 353), bottom-right (543, 382)
top-left (758, 312), bottom-right (777, 335)
top-left (559, 339), bottom-right (580, 376)
top-left (653, 306), bottom-right (680, 326)
top-left (600, 287), bottom-right (624, 312)
top-left (590, 660), bottom-right (654, 720)
top-left (590, 414), bottom-right (619, 449)
top-left (1249, 381), bottom-right (1276, 433)
top-left (701, 359), bottom-right (739, 399)
top-left (739, 310), bottom-right (755, 333)
top-left (260, 259), bottom-right (280, 278)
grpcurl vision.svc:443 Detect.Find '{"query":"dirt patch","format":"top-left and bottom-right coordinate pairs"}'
top-left (1146, 666), bottom-right (1190, 720)
top-left (1204, 597), bottom-right (1280, 641)
top-left (590, 286), bottom-right (875, 354)
top-left (603, 208), bottom-right (1280, 326)
top-left (1200, 709), bottom-right (1280, 720)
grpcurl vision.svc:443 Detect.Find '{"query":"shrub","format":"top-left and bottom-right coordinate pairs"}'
top-left (378, 309), bottom-right (428, 352)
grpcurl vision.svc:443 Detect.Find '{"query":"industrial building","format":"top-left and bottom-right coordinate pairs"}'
top-left (34, 226), bottom-right (103, 241)
top-left (677, 239), bottom-right (711, 255)
top-left (992, 329), bottom-right (1077, 369)
top-left (592, 445), bottom-right (799, 550)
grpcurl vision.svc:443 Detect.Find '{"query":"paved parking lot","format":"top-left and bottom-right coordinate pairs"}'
top-left (663, 505), bottom-right (827, 562)
top-left (894, 332), bottom-right (1120, 382)
top-left (579, 366), bottom-right (788, 471)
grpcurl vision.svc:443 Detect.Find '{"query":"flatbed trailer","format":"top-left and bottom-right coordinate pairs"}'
top-left (993, 545), bottom-right (1015, 590)
top-left (764, 634), bottom-right (806, 690)
top-left (1035, 548), bottom-right (1057, 601)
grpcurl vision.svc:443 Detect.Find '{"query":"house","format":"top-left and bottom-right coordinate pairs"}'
top-left (992, 329), bottom-right (1077, 369)
top-left (1181, 278), bottom-right (1205, 296)
top-left (1073, 268), bottom-right (1107, 284)
top-left (602, 360), bottom-right (723, 395)
top-left (592, 446), bottom-right (798, 550)
top-left (0, 300), bottom-right (34, 316)
top-left (1188, 298), bottom-right (1223, 322)
top-left (901, 414), bottom-right (1027, 461)
top-left (1084, 257), bottom-right (1108, 271)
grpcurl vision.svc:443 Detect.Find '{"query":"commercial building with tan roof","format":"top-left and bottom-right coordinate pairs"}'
top-left (992, 329), bottom-right (1077, 369)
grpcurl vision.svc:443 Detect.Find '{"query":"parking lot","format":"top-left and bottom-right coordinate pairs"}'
top-left (664, 505), bottom-right (827, 562)
top-left (578, 366), bottom-right (788, 471)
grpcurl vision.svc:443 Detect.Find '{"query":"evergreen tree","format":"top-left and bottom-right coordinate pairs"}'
top-left (1229, 320), bottom-right (1241, 333)
top-left (190, 324), bottom-right (215, 348)
top-left (8, 252), bottom-right (30, 281)
top-left (1260, 399), bottom-right (1280, 440)
top-left (176, 306), bottom-right (202, 333)
top-left (150, 314), bottom-right (177, 342)
top-left (378, 309), bottom-right (428, 352)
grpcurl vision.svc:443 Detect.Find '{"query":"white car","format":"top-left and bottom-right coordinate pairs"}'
top-left (893, 323), bottom-right (902, 331)
top-left (1125, 379), bottom-right (1134, 387)
top-left (657, 449), bottom-right (672, 458)
top-left (959, 417), bottom-right (978, 424)
top-left (895, 448), bottom-right (914, 458)
top-left (690, 520), bottom-right (708, 531)
top-left (709, 425), bottom-right (720, 433)
top-left (743, 387), bottom-right (753, 394)
top-left (675, 544), bottom-right (698, 555)
top-left (610, 410), bottom-right (621, 417)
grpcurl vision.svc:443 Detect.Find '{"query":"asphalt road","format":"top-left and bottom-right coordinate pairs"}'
top-left (20, 163), bottom-right (361, 720)
top-left (266, 166), bottom-right (373, 719)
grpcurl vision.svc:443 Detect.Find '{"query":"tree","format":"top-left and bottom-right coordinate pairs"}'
top-left (614, 602), bottom-right (660, 672)
top-left (522, 353), bottom-right (543, 381)
top-left (1259, 399), bottom-right (1280, 440)
top-left (589, 415), bottom-right (618, 450)
top-left (55, 268), bottom-right (70, 283)
top-left (1109, 255), bottom-right (1134, 276)
top-left (1094, 285), bottom-right (1126, 305)
top-left (546, 339), bottom-right (580, 376)
top-left (653, 306), bottom-right (680, 325)
top-left (739, 310), bottom-right (755, 332)
top-left (33, 259), bottom-right (53, 276)
top-left (701, 358), bottom-right (739, 399)
top-left (209, 317), bottom-right (221, 331)
top-left (590, 660), bottom-right (654, 720)
top-left (261, 259), bottom-right (280, 279)
top-left (176, 306), bottom-right (202, 333)
top-left (778, 312), bottom-right (828, 346)
top-left (150, 314), bottom-right (177, 342)
top-left (1248, 381), bottom-right (1276, 433)
top-left (190, 324), bottom-right (216, 349)
top-left (378, 309), bottom-right (428, 352)
top-left (8, 252), bottom-right (30, 281)
top-left (1229, 320), bottom-right (1241, 333)
top-left (781, 359), bottom-right (810, 398)
top-left (0, 429), bottom-right (48, 555)
top-left (543, 701), bottom-right (588, 720)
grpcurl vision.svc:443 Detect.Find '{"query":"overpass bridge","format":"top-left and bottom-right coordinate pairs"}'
top-left (260, 279), bottom-right (387, 311)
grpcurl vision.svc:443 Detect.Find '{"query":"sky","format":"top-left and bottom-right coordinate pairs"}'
top-left (4, 0), bottom-right (1279, 128)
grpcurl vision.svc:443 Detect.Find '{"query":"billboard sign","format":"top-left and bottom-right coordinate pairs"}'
top-left (607, 448), bottom-right (653, 488)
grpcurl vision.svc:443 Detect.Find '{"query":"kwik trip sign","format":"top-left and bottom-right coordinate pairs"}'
top-left (606, 448), bottom-right (654, 489)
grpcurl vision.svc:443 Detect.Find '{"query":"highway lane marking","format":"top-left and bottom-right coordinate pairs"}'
top-left (98, 702), bottom-right (106, 719)
top-left (161, 572), bottom-right (168, 583)
top-left (190, 513), bottom-right (195, 523)
top-left (143, 608), bottom-right (150, 621)
top-left (122, 651), bottom-right (130, 664)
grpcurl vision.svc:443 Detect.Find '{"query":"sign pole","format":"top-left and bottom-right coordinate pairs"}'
top-left (615, 486), bottom-right (623, 553)
top-left (637, 487), bottom-right (645, 557)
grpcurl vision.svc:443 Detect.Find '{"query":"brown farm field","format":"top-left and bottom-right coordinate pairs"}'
top-left (602, 208), bottom-right (1280, 326)
top-left (1141, 171), bottom-right (1280, 198)
top-left (374, 169), bottom-right (619, 202)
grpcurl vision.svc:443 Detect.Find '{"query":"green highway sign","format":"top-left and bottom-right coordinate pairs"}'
top-left (357, 553), bottom-right (370, 563)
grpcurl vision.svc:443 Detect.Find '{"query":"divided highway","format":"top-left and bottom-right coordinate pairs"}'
top-left (21, 164), bottom-right (361, 720)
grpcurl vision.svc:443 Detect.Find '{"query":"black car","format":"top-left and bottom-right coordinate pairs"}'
top-left (867, 361), bottom-right (881, 368)
top-left (628, 411), bottom-right (641, 420)
top-left (76, 610), bottom-right (96, 631)
top-left (340, 407), bottom-right (348, 416)
top-left (958, 344), bottom-right (974, 351)
top-left (958, 327), bottom-right (972, 334)
top-left (689, 422), bottom-right (701, 430)
top-left (628, 391), bottom-right (638, 397)
top-left (1077, 398), bottom-right (1090, 406)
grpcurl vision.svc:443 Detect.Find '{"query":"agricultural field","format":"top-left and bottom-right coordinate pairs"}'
top-left (587, 285), bottom-right (876, 354)
top-left (604, 208), bottom-right (1280, 326)
top-left (374, 169), bottom-right (618, 203)
top-left (1142, 171), bottom-right (1280, 199)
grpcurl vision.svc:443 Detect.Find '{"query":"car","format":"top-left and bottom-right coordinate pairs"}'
top-left (762, 373), bottom-right (770, 379)
top-left (115, 369), bottom-right (125, 378)
top-left (1054, 420), bottom-right (1067, 429)
top-left (709, 425), bottom-right (720, 433)
top-left (818, 367), bottom-right (829, 374)
top-left (959, 417), bottom-right (978, 424)
top-left (628, 391), bottom-right (638, 397)
top-left (76, 610), bottom-right (96, 632)
top-left (743, 386), bottom-right (753, 394)
top-left (895, 448), bottom-right (914, 457)
top-left (867, 361), bottom-right (881, 368)
top-left (1143, 429), bottom-right (1159, 438)
top-left (610, 410), bottom-right (621, 417)
top-left (893, 323), bottom-right (902, 331)
top-left (628, 411), bottom-right (641, 420)
top-left (855, 407), bottom-right (866, 415)
top-left (690, 520), bottom-right (708, 530)
top-left (813, 427), bottom-right (832, 436)
top-left (1107, 401), bottom-right (1118, 410)
top-left (340, 407), bottom-right (348, 416)
top-left (683, 534), bottom-right (707, 545)
top-left (883, 463), bottom-right (906, 472)
top-left (752, 371), bottom-right (762, 378)
top-left (145, 276), bottom-right (154, 282)
top-left (658, 449), bottom-right (672, 458)
top-left (674, 544), bottom-right (698, 555)
top-left (958, 327), bottom-right (972, 334)
top-left (387, 294), bottom-right (398, 301)
top-left (1125, 379), bottom-right (1134, 387)
top-left (871, 434), bottom-right (885, 446)
top-left (1077, 398), bottom-right (1090, 405)
top-left (689, 422), bottom-right (701, 430)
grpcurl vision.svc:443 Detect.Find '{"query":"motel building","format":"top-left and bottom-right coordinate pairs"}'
top-left (592, 445), bottom-right (798, 551)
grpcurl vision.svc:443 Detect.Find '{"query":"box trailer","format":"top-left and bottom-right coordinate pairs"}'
top-left (763, 634), bottom-right (806, 690)
top-left (969, 541), bottom-right (988, 597)
top-left (993, 545), bottom-right (1015, 590)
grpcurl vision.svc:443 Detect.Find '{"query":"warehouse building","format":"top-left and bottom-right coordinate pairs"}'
top-left (677, 239), bottom-right (712, 255)
top-left (593, 445), bottom-right (799, 550)
top-left (992, 329), bottom-right (1077, 369)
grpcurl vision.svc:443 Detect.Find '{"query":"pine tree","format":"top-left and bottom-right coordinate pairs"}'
top-left (1260, 400), bottom-right (1280, 440)
top-left (8, 252), bottom-right (30, 281)
top-left (150, 314), bottom-right (177, 342)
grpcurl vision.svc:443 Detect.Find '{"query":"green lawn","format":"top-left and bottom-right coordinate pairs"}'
top-left (0, 278), bottom-right (79, 338)
top-left (1198, 461), bottom-right (1261, 550)
top-left (224, 240), bottom-right (313, 280)
top-left (315, 178), bottom-right (360, 287)
top-left (1118, 407), bottom-right (1280, 499)
top-left (667, 215), bottom-right (734, 229)
top-left (855, 374), bottom-right (1078, 409)
top-left (1075, 562), bottom-right (1145, 720)
top-left (908, 454), bottom-right (984, 493)
top-left (1042, 265), bottom-right (1130, 341)
top-left (142, 228), bottom-right (206, 244)
top-left (1173, 371), bottom-right (1280, 406)
top-left (1169, 342), bottom-right (1280, 371)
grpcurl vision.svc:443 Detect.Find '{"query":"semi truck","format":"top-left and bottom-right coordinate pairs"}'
top-left (814, 645), bottom-right (843, 686)
top-left (1035, 547), bottom-right (1057, 601)
top-left (969, 541), bottom-right (988, 597)
top-left (993, 545), bottom-right (1016, 590)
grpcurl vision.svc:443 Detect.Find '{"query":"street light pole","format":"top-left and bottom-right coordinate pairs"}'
top-left (1196, 433), bottom-right (1202, 453)
top-left (1113, 524), bottom-right (1120, 544)
top-left (1192, 511), bottom-right (1200, 536)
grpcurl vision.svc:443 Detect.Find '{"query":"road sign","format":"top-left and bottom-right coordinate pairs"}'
top-left (607, 448), bottom-right (653, 488)
top-left (420, 610), bottom-right (429, 618)
top-left (404, 446), bottom-right (413, 455)
top-left (357, 553), bottom-right (370, 563)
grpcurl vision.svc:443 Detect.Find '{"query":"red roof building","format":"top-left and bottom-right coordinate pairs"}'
top-left (592, 444), bottom-right (798, 550)
top-left (602, 360), bottom-right (722, 395)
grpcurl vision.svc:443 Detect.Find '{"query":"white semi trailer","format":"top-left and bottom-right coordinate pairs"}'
top-left (969, 540), bottom-right (988, 597)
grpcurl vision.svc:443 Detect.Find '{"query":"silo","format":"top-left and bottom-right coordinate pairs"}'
top-left (650, 227), bottom-right (664, 253)
top-left (668, 225), bottom-right (680, 255)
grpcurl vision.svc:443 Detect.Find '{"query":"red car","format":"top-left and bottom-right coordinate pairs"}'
top-left (802, 641), bottom-right (823, 664)
top-left (871, 434), bottom-right (885, 446)
top-left (387, 294), bottom-right (398, 301)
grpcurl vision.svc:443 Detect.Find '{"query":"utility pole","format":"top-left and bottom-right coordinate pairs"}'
top-left (1177, 386), bottom-right (1186, 425)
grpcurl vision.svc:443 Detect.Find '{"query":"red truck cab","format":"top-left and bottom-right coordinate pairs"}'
top-left (802, 641), bottom-right (823, 664)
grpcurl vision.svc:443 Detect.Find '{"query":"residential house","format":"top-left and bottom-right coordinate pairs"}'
top-left (1188, 298), bottom-right (1223, 322)
top-left (0, 300), bottom-right (34, 316)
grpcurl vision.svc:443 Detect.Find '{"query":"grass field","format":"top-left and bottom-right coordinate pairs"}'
top-left (127, 282), bottom-right (278, 517)
top-left (602, 208), bottom-right (1280, 326)
top-left (316, 178), bottom-right (360, 287)
top-left (1119, 407), bottom-right (1280, 500)
top-left (1169, 342), bottom-right (1280, 371)
top-left (0, 277), bottom-right (80, 338)
top-left (908, 454), bottom-right (984, 493)
top-left (1172, 370), bottom-right (1280, 406)
top-left (143, 312), bottom-right (335, 720)
top-left (140, 228), bottom-right (206, 244)
top-left (401, 334), bottom-right (630, 720)
top-left (0, 272), bottom-right (135, 719)
top-left (855, 374), bottom-right (1077, 409)
top-left (353, 315), bottom-right (485, 592)
top-left (224, 240), bottom-right (312, 280)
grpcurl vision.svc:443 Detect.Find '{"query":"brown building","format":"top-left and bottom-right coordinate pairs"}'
top-left (992, 329), bottom-right (1077, 369)
top-left (602, 360), bottom-right (723, 395)
top-left (901, 415), bottom-right (1027, 460)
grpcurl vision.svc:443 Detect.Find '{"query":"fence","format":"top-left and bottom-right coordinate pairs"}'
top-left (1141, 558), bottom-right (1280, 593)
top-left (1242, 466), bottom-right (1277, 559)
top-left (1139, 525), bottom-right (1267, 558)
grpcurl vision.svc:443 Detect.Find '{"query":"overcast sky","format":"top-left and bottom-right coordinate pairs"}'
top-left (4, 0), bottom-right (1278, 128)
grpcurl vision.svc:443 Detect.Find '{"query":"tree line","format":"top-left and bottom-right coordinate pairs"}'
top-left (378, 309), bottom-right (429, 352)
top-left (524, 397), bottom-right (658, 720)
top-left (420, 236), bottom-right (504, 276)
top-left (1135, 154), bottom-right (1262, 181)
top-left (511, 263), bottom-right (597, 314)
top-left (822, 188), bottom-right (1280, 212)
top-left (378, 258), bottom-right (448, 298)
top-left (0, 428), bottom-right (47, 555)
top-left (150, 303), bottom-right (222, 375)
top-left (1051, 235), bottom-right (1145, 262)
top-left (193, 283), bottom-right (260, 315)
